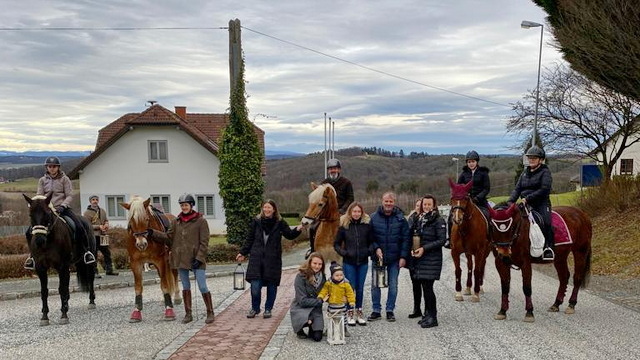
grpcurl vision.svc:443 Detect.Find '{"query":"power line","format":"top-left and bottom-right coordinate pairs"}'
top-left (0, 26), bottom-right (227, 31)
top-left (241, 26), bottom-right (510, 108)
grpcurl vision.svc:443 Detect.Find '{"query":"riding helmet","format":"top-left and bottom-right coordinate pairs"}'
top-left (326, 158), bottom-right (341, 169)
top-left (178, 193), bottom-right (196, 206)
top-left (525, 146), bottom-right (546, 159)
top-left (44, 156), bottom-right (61, 166)
top-left (465, 150), bottom-right (480, 161)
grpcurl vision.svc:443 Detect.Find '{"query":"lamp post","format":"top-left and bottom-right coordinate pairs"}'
top-left (521, 20), bottom-right (543, 148)
top-left (452, 157), bottom-right (459, 176)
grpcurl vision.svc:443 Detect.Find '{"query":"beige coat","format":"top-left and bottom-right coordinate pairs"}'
top-left (37, 171), bottom-right (73, 207)
top-left (83, 206), bottom-right (109, 237)
top-left (156, 213), bottom-right (209, 270)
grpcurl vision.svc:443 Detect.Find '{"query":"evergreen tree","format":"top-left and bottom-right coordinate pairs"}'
top-left (219, 57), bottom-right (264, 245)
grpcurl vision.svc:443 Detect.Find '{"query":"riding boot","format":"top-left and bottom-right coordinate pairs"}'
top-left (202, 291), bottom-right (215, 324)
top-left (542, 226), bottom-right (555, 260)
top-left (181, 290), bottom-right (192, 323)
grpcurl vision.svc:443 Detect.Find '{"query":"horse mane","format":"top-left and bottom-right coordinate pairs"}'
top-left (309, 183), bottom-right (336, 203)
top-left (127, 196), bottom-right (148, 224)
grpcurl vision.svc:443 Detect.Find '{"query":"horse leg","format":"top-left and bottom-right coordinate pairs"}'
top-left (472, 254), bottom-right (486, 302)
top-left (452, 250), bottom-right (463, 301)
top-left (522, 263), bottom-right (535, 322)
top-left (58, 265), bottom-right (70, 325)
top-left (549, 250), bottom-right (570, 313)
top-left (566, 249), bottom-right (588, 314)
top-left (130, 262), bottom-right (144, 323)
top-left (157, 261), bottom-right (176, 321)
top-left (37, 267), bottom-right (50, 326)
top-left (464, 253), bottom-right (473, 296)
top-left (494, 258), bottom-right (510, 320)
top-left (172, 268), bottom-right (182, 305)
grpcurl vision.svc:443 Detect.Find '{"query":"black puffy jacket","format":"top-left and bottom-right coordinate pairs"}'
top-left (412, 212), bottom-right (446, 281)
top-left (457, 166), bottom-right (491, 204)
top-left (370, 206), bottom-right (410, 265)
top-left (508, 164), bottom-right (552, 207)
top-left (334, 214), bottom-right (374, 266)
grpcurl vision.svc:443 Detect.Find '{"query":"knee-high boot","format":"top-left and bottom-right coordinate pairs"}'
top-left (203, 292), bottom-right (215, 324)
top-left (182, 290), bottom-right (193, 324)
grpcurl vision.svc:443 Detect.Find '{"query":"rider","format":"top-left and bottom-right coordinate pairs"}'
top-left (24, 156), bottom-right (96, 269)
top-left (445, 150), bottom-right (491, 248)
top-left (307, 158), bottom-right (354, 257)
top-left (508, 146), bottom-right (554, 261)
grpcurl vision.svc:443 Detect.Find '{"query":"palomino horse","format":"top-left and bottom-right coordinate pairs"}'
top-left (448, 179), bottom-right (491, 302)
top-left (23, 194), bottom-right (96, 325)
top-left (488, 203), bottom-right (592, 322)
top-left (301, 183), bottom-right (341, 268)
top-left (120, 196), bottom-right (181, 322)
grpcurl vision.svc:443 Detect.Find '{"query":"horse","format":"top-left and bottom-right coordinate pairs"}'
top-left (487, 203), bottom-right (592, 322)
top-left (301, 183), bottom-right (341, 268)
top-left (120, 196), bottom-right (181, 323)
top-left (448, 179), bottom-right (492, 302)
top-left (23, 193), bottom-right (96, 326)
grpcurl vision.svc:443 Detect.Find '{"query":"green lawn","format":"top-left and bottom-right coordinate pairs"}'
top-left (489, 190), bottom-right (582, 207)
top-left (0, 178), bottom-right (39, 192)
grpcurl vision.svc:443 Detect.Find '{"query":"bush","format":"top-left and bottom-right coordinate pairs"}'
top-left (106, 227), bottom-right (129, 250)
top-left (0, 254), bottom-right (31, 278)
top-left (0, 234), bottom-right (29, 255)
top-left (111, 248), bottom-right (131, 270)
top-left (577, 176), bottom-right (640, 216)
top-left (207, 243), bottom-right (240, 263)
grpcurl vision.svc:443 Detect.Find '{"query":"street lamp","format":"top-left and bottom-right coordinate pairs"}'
top-left (521, 20), bottom-right (543, 148)
top-left (452, 157), bottom-right (459, 175)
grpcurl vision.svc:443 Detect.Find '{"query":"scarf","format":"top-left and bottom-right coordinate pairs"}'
top-left (178, 210), bottom-right (199, 223)
top-left (260, 216), bottom-right (277, 234)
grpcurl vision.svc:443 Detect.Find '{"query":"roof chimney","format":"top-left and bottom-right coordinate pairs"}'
top-left (175, 106), bottom-right (186, 119)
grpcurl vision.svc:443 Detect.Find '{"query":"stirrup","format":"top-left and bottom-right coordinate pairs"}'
top-left (24, 257), bottom-right (35, 270)
top-left (84, 251), bottom-right (96, 264)
top-left (542, 248), bottom-right (555, 261)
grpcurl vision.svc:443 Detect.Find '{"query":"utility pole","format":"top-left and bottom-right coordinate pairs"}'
top-left (324, 113), bottom-right (327, 178)
top-left (229, 19), bottom-right (242, 96)
top-left (331, 119), bottom-right (335, 158)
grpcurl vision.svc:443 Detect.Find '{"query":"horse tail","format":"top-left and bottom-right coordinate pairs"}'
top-left (581, 247), bottom-right (592, 288)
top-left (76, 261), bottom-right (94, 292)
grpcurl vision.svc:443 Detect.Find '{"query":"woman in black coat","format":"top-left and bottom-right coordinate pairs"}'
top-left (236, 200), bottom-right (302, 319)
top-left (406, 198), bottom-right (425, 319)
top-left (411, 194), bottom-right (446, 329)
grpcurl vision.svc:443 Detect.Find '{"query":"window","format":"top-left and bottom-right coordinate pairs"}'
top-left (620, 159), bottom-right (634, 175)
top-left (106, 195), bottom-right (126, 218)
top-left (151, 195), bottom-right (170, 213)
top-left (148, 140), bottom-right (168, 162)
top-left (196, 195), bottom-right (215, 217)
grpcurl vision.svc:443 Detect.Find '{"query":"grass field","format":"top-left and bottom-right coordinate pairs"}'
top-left (0, 178), bottom-right (39, 192)
top-left (489, 191), bottom-right (582, 207)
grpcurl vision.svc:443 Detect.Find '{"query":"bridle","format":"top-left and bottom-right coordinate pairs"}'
top-left (450, 197), bottom-right (471, 226)
top-left (30, 204), bottom-right (63, 239)
top-left (302, 194), bottom-right (330, 223)
top-left (489, 210), bottom-right (522, 248)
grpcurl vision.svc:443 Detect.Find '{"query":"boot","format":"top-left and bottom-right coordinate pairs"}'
top-left (202, 291), bottom-right (215, 324)
top-left (421, 311), bottom-right (438, 328)
top-left (181, 290), bottom-right (192, 324)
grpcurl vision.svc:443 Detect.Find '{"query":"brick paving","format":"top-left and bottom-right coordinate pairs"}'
top-left (168, 269), bottom-right (298, 360)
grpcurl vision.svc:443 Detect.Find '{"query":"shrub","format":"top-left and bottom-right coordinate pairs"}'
top-left (577, 176), bottom-right (640, 216)
top-left (111, 248), bottom-right (131, 270)
top-left (107, 227), bottom-right (129, 250)
top-left (0, 254), bottom-right (31, 278)
top-left (207, 243), bottom-right (240, 263)
top-left (0, 234), bottom-right (29, 255)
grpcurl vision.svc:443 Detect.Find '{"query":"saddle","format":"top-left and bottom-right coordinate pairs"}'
top-left (520, 205), bottom-right (572, 246)
top-left (150, 205), bottom-right (171, 232)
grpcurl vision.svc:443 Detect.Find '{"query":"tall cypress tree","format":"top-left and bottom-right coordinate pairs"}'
top-left (219, 57), bottom-right (264, 245)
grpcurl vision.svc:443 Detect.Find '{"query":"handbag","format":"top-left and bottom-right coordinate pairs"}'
top-left (525, 207), bottom-right (544, 257)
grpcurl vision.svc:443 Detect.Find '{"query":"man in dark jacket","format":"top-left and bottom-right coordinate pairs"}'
top-left (508, 146), bottom-right (554, 260)
top-left (368, 192), bottom-right (410, 322)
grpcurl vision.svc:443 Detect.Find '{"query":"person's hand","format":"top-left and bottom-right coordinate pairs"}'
top-left (295, 225), bottom-right (303, 231)
top-left (375, 248), bottom-right (383, 260)
top-left (191, 259), bottom-right (201, 269)
top-left (399, 258), bottom-right (406, 268)
top-left (323, 294), bottom-right (330, 302)
top-left (54, 205), bottom-right (65, 214)
top-left (412, 247), bottom-right (424, 258)
top-left (236, 253), bottom-right (245, 262)
top-left (522, 198), bottom-right (528, 205)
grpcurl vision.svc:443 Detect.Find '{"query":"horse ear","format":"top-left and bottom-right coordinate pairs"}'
top-left (310, 182), bottom-right (318, 190)
top-left (23, 193), bottom-right (32, 206)
top-left (45, 192), bottom-right (53, 204)
top-left (505, 202), bottom-right (517, 217)
top-left (488, 206), bottom-right (497, 219)
top-left (120, 202), bottom-right (130, 210)
top-left (143, 198), bottom-right (151, 208)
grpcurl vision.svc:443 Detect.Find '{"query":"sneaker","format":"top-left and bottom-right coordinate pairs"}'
top-left (347, 310), bottom-right (356, 326)
top-left (367, 312), bottom-right (382, 321)
top-left (386, 312), bottom-right (396, 322)
top-left (356, 309), bottom-right (367, 326)
top-left (83, 251), bottom-right (96, 264)
top-left (542, 248), bottom-right (555, 261)
top-left (24, 257), bottom-right (35, 270)
top-left (246, 309), bottom-right (259, 318)
top-left (263, 310), bottom-right (272, 319)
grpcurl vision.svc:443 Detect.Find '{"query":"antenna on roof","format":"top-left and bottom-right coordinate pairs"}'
top-left (146, 100), bottom-right (157, 107)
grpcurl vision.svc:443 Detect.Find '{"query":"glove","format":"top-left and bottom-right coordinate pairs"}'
top-left (54, 205), bottom-right (65, 214)
top-left (191, 259), bottom-right (201, 269)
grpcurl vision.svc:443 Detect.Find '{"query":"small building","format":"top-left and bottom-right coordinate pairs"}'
top-left (598, 118), bottom-right (640, 177)
top-left (70, 104), bottom-right (265, 234)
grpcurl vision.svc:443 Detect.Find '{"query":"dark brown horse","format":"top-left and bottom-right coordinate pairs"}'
top-left (120, 196), bottom-right (180, 322)
top-left (448, 179), bottom-right (491, 302)
top-left (23, 194), bottom-right (96, 326)
top-left (301, 183), bottom-right (341, 268)
top-left (488, 203), bottom-right (592, 322)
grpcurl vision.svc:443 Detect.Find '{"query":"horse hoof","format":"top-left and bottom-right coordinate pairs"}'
top-left (88, 303), bottom-right (97, 310)
top-left (40, 319), bottom-right (50, 326)
top-left (565, 307), bottom-right (575, 315)
top-left (479, 287), bottom-right (485, 295)
top-left (547, 305), bottom-right (559, 312)
top-left (129, 310), bottom-right (142, 323)
top-left (463, 288), bottom-right (472, 296)
top-left (494, 312), bottom-right (506, 320)
top-left (455, 293), bottom-right (464, 301)
top-left (523, 315), bottom-right (535, 323)
top-left (164, 308), bottom-right (176, 321)
top-left (471, 295), bottom-right (480, 303)
top-left (174, 298), bottom-right (182, 306)
top-left (59, 318), bottom-right (69, 325)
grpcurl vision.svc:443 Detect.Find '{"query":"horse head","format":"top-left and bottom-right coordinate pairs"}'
top-left (301, 183), bottom-right (338, 225)
top-left (449, 179), bottom-right (473, 225)
top-left (23, 193), bottom-right (55, 247)
top-left (487, 203), bottom-right (523, 260)
top-left (120, 196), bottom-right (152, 251)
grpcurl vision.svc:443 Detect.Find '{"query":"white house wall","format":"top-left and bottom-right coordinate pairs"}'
top-left (603, 135), bottom-right (640, 177)
top-left (78, 126), bottom-right (226, 234)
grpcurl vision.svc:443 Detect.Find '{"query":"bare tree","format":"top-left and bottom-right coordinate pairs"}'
top-left (508, 63), bottom-right (640, 178)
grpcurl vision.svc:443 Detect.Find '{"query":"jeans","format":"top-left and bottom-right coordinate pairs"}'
top-left (179, 268), bottom-right (209, 294)
top-left (343, 262), bottom-right (368, 309)
top-left (371, 261), bottom-right (400, 313)
top-left (250, 279), bottom-right (278, 312)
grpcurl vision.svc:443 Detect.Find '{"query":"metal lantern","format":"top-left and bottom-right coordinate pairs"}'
top-left (233, 263), bottom-right (245, 290)
top-left (412, 231), bottom-right (421, 252)
top-left (372, 259), bottom-right (388, 288)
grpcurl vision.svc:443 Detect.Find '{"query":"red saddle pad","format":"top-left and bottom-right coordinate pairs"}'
top-left (552, 211), bottom-right (572, 245)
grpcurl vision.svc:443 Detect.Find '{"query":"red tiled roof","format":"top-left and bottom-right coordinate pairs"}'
top-left (69, 104), bottom-right (265, 178)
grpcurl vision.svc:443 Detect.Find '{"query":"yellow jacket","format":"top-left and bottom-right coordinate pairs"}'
top-left (317, 280), bottom-right (356, 306)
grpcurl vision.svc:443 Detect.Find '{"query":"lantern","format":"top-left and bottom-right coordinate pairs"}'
top-left (412, 230), bottom-right (421, 252)
top-left (372, 259), bottom-right (388, 288)
top-left (233, 263), bottom-right (245, 290)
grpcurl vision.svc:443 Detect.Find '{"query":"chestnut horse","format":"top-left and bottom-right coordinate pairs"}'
top-left (120, 196), bottom-right (181, 323)
top-left (301, 183), bottom-right (341, 268)
top-left (448, 179), bottom-right (491, 302)
top-left (23, 194), bottom-right (96, 326)
top-left (488, 203), bottom-right (592, 322)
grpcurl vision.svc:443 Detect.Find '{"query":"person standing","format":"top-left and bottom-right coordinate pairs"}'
top-left (411, 195), bottom-right (446, 328)
top-left (236, 200), bottom-right (303, 319)
top-left (406, 198), bottom-right (424, 319)
top-left (290, 252), bottom-right (326, 341)
top-left (150, 194), bottom-right (214, 324)
top-left (368, 191), bottom-right (410, 322)
top-left (83, 195), bottom-right (118, 277)
top-left (333, 202), bottom-right (374, 326)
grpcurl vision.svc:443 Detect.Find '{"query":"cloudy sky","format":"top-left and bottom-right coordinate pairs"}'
top-left (0, 0), bottom-right (563, 155)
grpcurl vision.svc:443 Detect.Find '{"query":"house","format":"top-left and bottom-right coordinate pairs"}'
top-left (598, 118), bottom-right (640, 177)
top-left (69, 104), bottom-right (265, 234)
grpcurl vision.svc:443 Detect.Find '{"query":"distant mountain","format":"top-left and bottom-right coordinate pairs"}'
top-left (265, 150), bottom-right (305, 160)
top-left (0, 150), bottom-right (91, 157)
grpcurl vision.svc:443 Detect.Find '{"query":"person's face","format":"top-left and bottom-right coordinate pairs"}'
top-left (328, 166), bottom-right (340, 179)
top-left (90, 198), bottom-right (99, 206)
top-left (262, 203), bottom-right (275, 218)
top-left (467, 160), bottom-right (478, 170)
top-left (47, 165), bottom-right (59, 175)
top-left (180, 203), bottom-right (192, 213)
top-left (332, 271), bottom-right (344, 282)
top-left (310, 256), bottom-right (323, 273)
top-left (527, 156), bottom-right (542, 169)
top-left (414, 200), bottom-right (421, 212)
top-left (351, 206), bottom-right (362, 220)
top-left (422, 198), bottom-right (435, 213)
top-left (382, 195), bottom-right (395, 213)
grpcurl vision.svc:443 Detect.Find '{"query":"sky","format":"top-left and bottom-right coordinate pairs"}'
top-left (0, 0), bottom-right (564, 155)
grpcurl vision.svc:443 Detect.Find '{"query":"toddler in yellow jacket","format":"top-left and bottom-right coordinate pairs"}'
top-left (318, 263), bottom-right (356, 309)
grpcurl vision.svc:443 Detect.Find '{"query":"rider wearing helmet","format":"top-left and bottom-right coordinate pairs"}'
top-left (508, 146), bottom-right (554, 260)
top-left (24, 156), bottom-right (96, 270)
